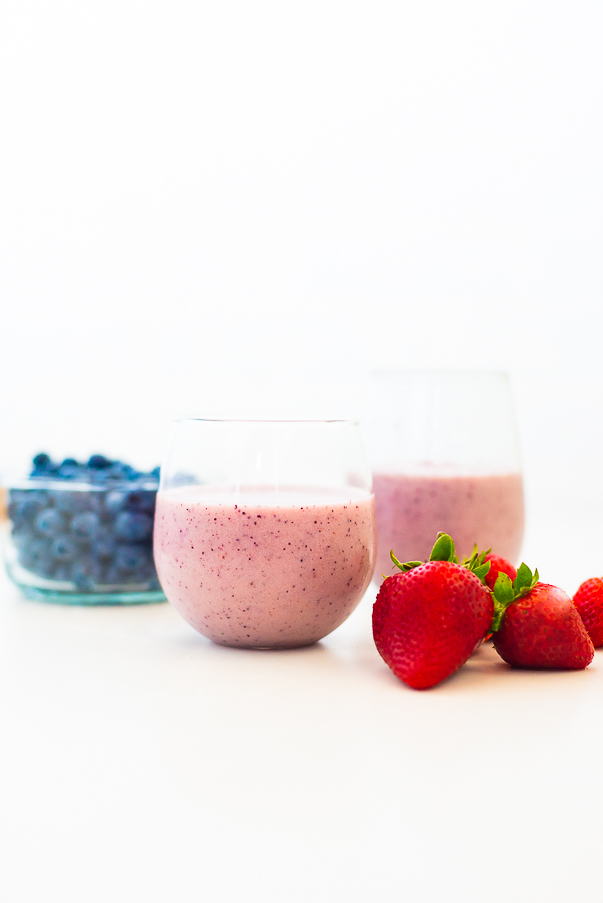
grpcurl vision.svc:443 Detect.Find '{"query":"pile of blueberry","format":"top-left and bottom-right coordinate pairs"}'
top-left (7, 454), bottom-right (162, 592)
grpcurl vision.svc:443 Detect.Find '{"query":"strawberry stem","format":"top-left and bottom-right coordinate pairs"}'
top-left (490, 564), bottom-right (540, 632)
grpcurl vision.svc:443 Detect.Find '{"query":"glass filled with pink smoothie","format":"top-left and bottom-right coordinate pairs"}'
top-left (153, 419), bottom-right (376, 648)
top-left (363, 371), bottom-right (525, 582)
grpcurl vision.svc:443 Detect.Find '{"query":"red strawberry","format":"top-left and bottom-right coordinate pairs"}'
top-left (483, 553), bottom-right (517, 591)
top-left (573, 577), bottom-right (603, 647)
top-left (373, 534), bottom-right (494, 689)
top-left (491, 566), bottom-right (594, 669)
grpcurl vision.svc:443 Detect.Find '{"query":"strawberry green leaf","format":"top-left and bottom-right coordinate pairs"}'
top-left (462, 545), bottom-right (492, 570)
top-left (512, 563), bottom-right (539, 597)
top-left (462, 546), bottom-right (480, 569)
top-left (460, 545), bottom-right (492, 584)
top-left (490, 564), bottom-right (540, 632)
top-left (472, 562), bottom-right (492, 583)
top-left (494, 572), bottom-right (515, 605)
top-left (513, 563), bottom-right (532, 591)
top-left (390, 550), bottom-right (423, 572)
top-left (490, 572), bottom-right (516, 632)
top-left (429, 533), bottom-right (456, 563)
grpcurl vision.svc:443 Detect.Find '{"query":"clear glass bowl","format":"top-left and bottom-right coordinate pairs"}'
top-left (1, 475), bottom-right (166, 605)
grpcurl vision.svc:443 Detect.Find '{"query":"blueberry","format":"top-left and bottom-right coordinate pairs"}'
top-left (105, 548), bottom-right (157, 586)
top-left (115, 545), bottom-right (149, 572)
top-left (114, 511), bottom-right (153, 542)
top-left (133, 565), bottom-right (155, 583)
top-left (94, 536), bottom-right (117, 561)
top-left (50, 535), bottom-right (79, 562)
top-left (72, 560), bottom-right (103, 589)
top-left (33, 453), bottom-right (52, 469)
top-left (86, 491), bottom-right (104, 513)
top-left (36, 557), bottom-right (57, 580)
top-left (54, 564), bottom-right (73, 583)
top-left (52, 489), bottom-right (91, 514)
top-left (70, 511), bottom-right (101, 541)
top-left (18, 538), bottom-right (49, 571)
top-left (12, 529), bottom-right (34, 551)
top-left (9, 490), bottom-right (48, 524)
top-left (57, 463), bottom-right (82, 480)
top-left (119, 546), bottom-right (156, 582)
top-left (105, 462), bottom-right (136, 481)
top-left (104, 490), bottom-right (127, 515)
top-left (103, 564), bottom-right (123, 586)
top-left (34, 508), bottom-right (64, 537)
top-left (88, 468), bottom-right (110, 484)
top-left (31, 454), bottom-right (59, 477)
top-left (88, 454), bottom-right (112, 470)
top-left (122, 489), bottom-right (156, 513)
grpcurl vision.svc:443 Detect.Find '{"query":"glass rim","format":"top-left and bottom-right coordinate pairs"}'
top-left (0, 475), bottom-right (159, 491)
top-left (370, 368), bottom-right (510, 378)
top-left (173, 417), bottom-right (360, 425)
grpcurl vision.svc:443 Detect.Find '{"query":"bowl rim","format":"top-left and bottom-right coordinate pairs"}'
top-left (1, 474), bottom-right (159, 491)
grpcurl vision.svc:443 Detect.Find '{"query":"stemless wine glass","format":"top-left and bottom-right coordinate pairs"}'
top-left (362, 371), bottom-right (524, 582)
top-left (153, 419), bottom-right (376, 648)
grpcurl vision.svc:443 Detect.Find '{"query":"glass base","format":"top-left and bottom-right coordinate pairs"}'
top-left (211, 636), bottom-right (320, 650)
top-left (16, 585), bottom-right (166, 606)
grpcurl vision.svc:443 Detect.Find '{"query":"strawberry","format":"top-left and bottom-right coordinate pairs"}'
top-left (573, 577), bottom-right (603, 647)
top-left (483, 553), bottom-right (517, 591)
top-left (491, 565), bottom-right (594, 669)
top-left (372, 533), bottom-right (494, 689)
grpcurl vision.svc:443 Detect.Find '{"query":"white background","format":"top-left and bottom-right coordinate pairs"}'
top-left (1, 3), bottom-right (603, 901)
top-left (1, 1), bottom-right (602, 509)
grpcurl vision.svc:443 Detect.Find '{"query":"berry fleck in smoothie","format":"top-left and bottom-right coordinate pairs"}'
top-left (373, 471), bottom-right (524, 582)
top-left (154, 486), bottom-right (376, 648)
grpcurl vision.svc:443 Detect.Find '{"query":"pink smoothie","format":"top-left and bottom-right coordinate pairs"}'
top-left (153, 486), bottom-right (376, 648)
top-left (373, 471), bottom-right (524, 582)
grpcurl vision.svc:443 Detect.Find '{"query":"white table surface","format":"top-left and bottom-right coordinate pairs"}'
top-left (2, 508), bottom-right (602, 903)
